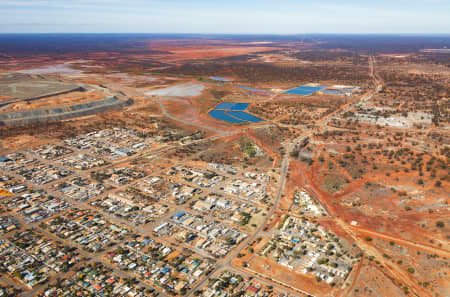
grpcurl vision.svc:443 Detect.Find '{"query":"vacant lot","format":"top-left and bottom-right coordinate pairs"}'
top-left (145, 83), bottom-right (205, 97)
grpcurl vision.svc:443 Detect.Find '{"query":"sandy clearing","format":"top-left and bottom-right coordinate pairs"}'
top-left (17, 63), bottom-right (83, 75)
top-left (145, 83), bottom-right (205, 97)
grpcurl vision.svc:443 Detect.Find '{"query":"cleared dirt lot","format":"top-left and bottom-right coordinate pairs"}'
top-left (145, 83), bottom-right (205, 97)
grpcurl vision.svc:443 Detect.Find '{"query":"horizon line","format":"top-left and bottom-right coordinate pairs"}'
top-left (0, 32), bottom-right (450, 36)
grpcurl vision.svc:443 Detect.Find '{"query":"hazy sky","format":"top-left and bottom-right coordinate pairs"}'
top-left (1, 0), bottom-right (449, 34)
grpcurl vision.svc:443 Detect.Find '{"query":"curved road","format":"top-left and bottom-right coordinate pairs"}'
top-left (186, 56), bottom-right (384, 297)
top-left (152, 96), bottom-right (228, 135)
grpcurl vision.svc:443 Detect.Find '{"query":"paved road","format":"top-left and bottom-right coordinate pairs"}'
top-left (185, 139), bottom-right (298, 297)
top-left (184, 56), bottom-right (386, 297)
top-left (4, 55), bottom-right (425, 297)
top-left (107, 83), bottom-right (229, 135)
top-left (153, 96), bottom-right (228, 134)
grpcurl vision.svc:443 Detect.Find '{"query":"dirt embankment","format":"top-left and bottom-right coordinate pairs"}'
top-left (0, 97), bottom-right (133, 126)
top-left (0, 86), bottom-right (85, 108)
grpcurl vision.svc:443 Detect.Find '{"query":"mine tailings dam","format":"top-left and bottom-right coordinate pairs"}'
top-left (0, 96), bottom-right (133, 126)
top-left (0, 86), bottom-right (86, 108)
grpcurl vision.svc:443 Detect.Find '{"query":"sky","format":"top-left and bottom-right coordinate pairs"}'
top-left (0, 0), bottom-right (449, 34)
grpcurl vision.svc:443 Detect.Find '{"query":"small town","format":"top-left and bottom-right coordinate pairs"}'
top-left (0, 22), bottom-right (449, 297)
top-left (0, 127), bottom-right (355, 297)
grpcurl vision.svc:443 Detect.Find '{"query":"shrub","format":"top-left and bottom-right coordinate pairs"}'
top-left (436, 221), bottom-right (445, 228)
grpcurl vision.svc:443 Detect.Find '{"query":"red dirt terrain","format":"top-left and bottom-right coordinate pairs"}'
top-left (0, 36), bottom-right (448, 297)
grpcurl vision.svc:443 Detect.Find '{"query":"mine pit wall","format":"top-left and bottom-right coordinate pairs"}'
top-left (0, 86), bottom-right (86, 108)
top-left (0, 97), bottom-right (133, 126)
